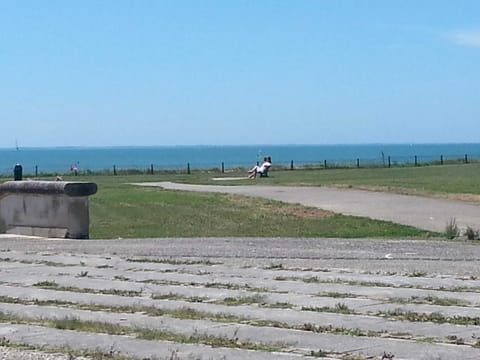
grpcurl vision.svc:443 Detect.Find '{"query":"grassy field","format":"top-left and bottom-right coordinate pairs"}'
top-left (185, 163), bottom-right (480, 199)
top-left (268, 163), bottom-right (480, 198)
top-left (5, 163), bottom-right (479, 239)
top-left (88, 177), bottom-right (430, 239)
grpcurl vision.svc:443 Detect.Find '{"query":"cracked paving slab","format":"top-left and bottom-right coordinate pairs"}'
top-left (1, 238), bottom-right (480, 359)
top-left (0, 324), bottom-right (315, 360)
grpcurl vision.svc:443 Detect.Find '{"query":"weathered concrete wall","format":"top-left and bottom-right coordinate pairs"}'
top-left (0, 181), bottom-right (97, 239)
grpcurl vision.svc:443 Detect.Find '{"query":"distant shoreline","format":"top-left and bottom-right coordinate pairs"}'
top-left (1, 143), bottom-right (480, 175)
top-left (2, 142), bottom-right (480, 151)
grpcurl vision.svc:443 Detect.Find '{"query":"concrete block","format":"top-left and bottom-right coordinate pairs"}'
top-left (0, 181), bottom-right (97, 239)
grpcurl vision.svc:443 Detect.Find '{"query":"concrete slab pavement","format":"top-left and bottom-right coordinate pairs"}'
top-left (1, 303), bottom-right (480, 359)
top-left (1, 237), bottom-right (480, 359)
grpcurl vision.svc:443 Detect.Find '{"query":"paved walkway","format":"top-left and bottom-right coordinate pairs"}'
top-left (137, 182), bottom-right (480, 232)
top-left (1, 238), bottom-right (480, 359)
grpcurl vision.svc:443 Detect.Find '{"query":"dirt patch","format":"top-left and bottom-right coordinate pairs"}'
top-left (227, 195), bottom-right (333, 219)
top-left (284, 207), bottom-right (334, 219)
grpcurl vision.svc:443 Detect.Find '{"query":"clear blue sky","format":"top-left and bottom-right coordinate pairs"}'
top-left (1, 0), bottom-right (479, 147)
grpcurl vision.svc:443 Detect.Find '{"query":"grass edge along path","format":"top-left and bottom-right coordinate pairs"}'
top-left (4, 165), bottom-right (462, 239)
top-left (89, 184), bottom-right (434, 239)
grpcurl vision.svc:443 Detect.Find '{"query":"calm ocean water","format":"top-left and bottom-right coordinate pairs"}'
top-left (1, 144), bottom-right (480, 175)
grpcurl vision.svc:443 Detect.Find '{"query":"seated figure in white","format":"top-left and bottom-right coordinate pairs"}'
top-left (248, 157), bottom-right (271, 179)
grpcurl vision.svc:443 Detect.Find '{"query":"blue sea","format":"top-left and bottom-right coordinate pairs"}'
top-left (1, 144), bottom-right (480, 175)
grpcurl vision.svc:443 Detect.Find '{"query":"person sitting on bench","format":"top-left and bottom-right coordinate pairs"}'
top-left (248, 156), bottom-right (271, 179)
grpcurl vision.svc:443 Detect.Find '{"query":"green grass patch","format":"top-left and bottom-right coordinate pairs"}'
top-left (151, 293), bottom-right (207, 303)
top-left (379, 309), bottom-right (480, 326)
top-left (215, 294), bottom-right (267, 306)
top-left (22, 165), bottom-right (478, 239)
top-left (76, 174), bottom-right (433, 239)
top-left (127, 258), bottom-right (219, 266)
top-left (0, 312), bottom-right (283, 353)
top-left (389, 296), bottom-right (471, 307)
top-left (213, 163), bottom-right (480, 198)
top-left (33, 281), bottom-right (143, 297)
top-left (302, 302), bottom-right (355, 315)
top-left (319, 292), bottom-right (358, 299)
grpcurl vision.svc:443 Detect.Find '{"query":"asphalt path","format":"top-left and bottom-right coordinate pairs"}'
top-left (137, 182), bottom-right (480, 233)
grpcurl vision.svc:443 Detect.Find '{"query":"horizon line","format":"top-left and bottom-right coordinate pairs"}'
top-left (1, 142), bottom-right (480, 151)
